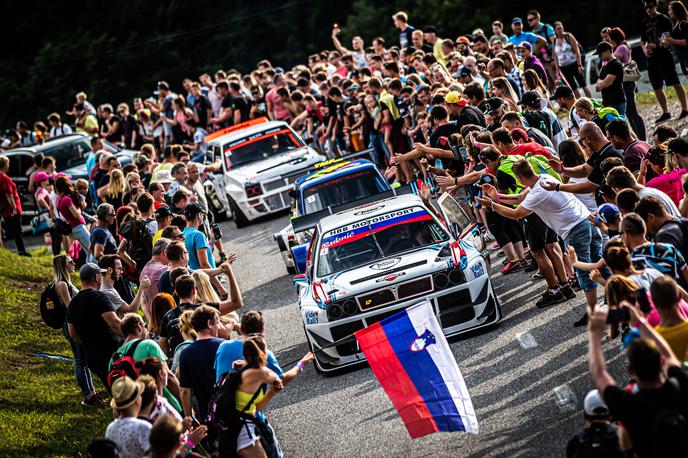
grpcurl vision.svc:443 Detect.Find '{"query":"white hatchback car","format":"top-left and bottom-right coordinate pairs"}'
top-left (293, 191), bottom-right (500, 373)
top-left (203, 117), bottom-right (325, 227)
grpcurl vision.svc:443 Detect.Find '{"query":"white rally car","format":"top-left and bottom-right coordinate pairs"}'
top-left (292, 191), bottom-right (500, 373)
top-left (203, 117), bottom-right (325, 227)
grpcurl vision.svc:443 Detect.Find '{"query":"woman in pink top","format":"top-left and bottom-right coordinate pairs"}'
top-left (55, 176), bottom-right (93, 263)
top-left (639, 145), bottom-right (686, 205)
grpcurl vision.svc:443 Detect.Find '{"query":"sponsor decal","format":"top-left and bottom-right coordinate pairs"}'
top-left (304, 310), bottom-right (319, 325)
top-left (471, 262), bottom-right (485, 278)
top-left (375, 272), bottom-right (406, 283)
top-left (354, 205), bottom-right (385, 215)
top-left (370, 257), bottom-right (402, 270)
top-left (409, 329), bottom-right (436, 352)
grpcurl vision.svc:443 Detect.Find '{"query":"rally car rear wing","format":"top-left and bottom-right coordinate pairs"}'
top-left (280, 148), bottom-right (375, 182)
top-left (290, 184), bottom-right (415, 234)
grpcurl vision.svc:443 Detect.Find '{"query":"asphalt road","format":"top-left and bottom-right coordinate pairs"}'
top-left (20, 210), bottom-right (626, 457)
top-left (210, 210), bottom-right (626, 458)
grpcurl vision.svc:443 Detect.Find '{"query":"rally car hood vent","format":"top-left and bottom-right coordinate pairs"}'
top-left (349, 260), bottom-right (427, 285)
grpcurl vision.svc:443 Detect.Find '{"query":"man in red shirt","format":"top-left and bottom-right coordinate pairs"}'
top-left (491, 127), bottom-right (553, 159)
top-left (0, 156), bottom-right (29, 256)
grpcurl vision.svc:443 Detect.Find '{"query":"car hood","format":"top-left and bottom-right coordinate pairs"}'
top-left (227, 147), bottom-right (323, 185)
top-left (319, 247), bottom-right (448, 300)
top-left (61, 150), bottom-right (135, 180)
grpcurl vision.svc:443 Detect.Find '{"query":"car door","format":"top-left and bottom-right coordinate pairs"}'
top-left (437, 192), bottom-right (488, 262)
top-left (5, 152), bottom-right (36, 217)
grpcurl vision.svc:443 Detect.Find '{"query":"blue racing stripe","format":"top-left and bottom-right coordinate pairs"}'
top-left (380, 311), bottom-right (465, 432)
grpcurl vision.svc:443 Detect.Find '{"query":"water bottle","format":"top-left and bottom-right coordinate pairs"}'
top-left (434, 158), bottom-right (443, 169)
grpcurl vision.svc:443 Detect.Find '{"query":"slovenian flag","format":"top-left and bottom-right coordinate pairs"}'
top-left (355, 301), bottom-right (478, 438)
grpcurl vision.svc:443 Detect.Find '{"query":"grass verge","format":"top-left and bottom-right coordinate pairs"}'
top-left (0, 247), bottom-right (109, 457)
top-left (636, 83), bottom-right (688, 106)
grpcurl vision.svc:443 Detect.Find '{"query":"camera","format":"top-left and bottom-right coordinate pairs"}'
top-left (606, 307), bottom-right (630, 324)
top-left (211, 223), bottom-right (223, 241)
top-left (635, 287), bottom-right (652, 314)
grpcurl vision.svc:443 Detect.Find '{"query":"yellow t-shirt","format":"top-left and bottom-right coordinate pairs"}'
top-left (76, 114), bottom-right (98, 134)
top-left (656, 321), bottom-right (688, 362)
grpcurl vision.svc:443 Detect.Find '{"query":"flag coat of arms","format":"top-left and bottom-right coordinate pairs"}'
top-left (355, 300), bottom-right (478, 439)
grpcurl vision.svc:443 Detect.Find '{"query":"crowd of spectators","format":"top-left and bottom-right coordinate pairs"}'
top-left (4, 1), bottom-right (688, 456)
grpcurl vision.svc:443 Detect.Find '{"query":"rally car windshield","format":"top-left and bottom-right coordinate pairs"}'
top-left (224, 127), bottom-right (303, 169)
top-left (302, 169), bottom-right (386, 214)
top-left (316, 207), bottom-right (449, 276)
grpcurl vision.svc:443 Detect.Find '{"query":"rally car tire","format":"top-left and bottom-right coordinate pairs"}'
top-left (228, 197), bottom-right (249, 229)
top-left (287, 264), bottom-right (297, 275)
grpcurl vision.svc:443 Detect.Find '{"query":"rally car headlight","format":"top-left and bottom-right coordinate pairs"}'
top-left (342, 299), bottom-right (357, 315)
top-left (326, 303), bottom-right (343, 321)
top-left (433, 271), bottom-right (450, 290)
top-left (448, 268), bottom-right (465, 285)
top-left (245, 183), bottom-right (263, 197)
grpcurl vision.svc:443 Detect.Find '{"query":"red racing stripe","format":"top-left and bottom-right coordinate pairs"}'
top-left (355, 322), bottom-right (439, 438)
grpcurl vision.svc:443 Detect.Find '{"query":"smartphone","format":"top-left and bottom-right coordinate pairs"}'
top-left (606, 307), bottom-right (631, 324)
top-left (635, 287), bottom-right (652, 314)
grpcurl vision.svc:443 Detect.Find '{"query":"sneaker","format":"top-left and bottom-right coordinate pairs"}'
top-left (81, 393), bottom-right (107, 408)
top-left (18, 251), bottom-right (31, 257)
top-left (532, 271), bottom-right (544, 279)
top-left (536, 289), bottom-right (566, 307)
top-left (680, 110), bottom-right (688, 120)
top-left (490, 241), bottom-right (500, 250)
top-left (656, 112), bottom-right (672, 124)
top-left (501, 260), bottom-right (523, 274)
top-left (559, 284), bottom-right (577, 300)
top-left (568, 275), bottom-right (581, 290)
top-left (573, 313), bottom-right (589, 328)
top-left (521, 258), bottom-right (538, 272)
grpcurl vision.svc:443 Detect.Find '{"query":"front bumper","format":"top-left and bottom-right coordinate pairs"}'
top-left (233, 175), bottom-right (301, 222)
top-left (303, 271), bottom-right (500, 373)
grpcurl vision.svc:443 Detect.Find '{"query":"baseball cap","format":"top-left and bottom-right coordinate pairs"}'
top-left (155, 205), bottom-right (173, 218)
top-left (184, 202), bottom-right (205, 219)
top-left (444, 91), bottom-right (468, 106)
top-left (550, 85), bottom-right (574, 101)
top-left (153, 170), bottom-right (173, 184)
top-left (136, 155), bottom-right (151, 168)
top-left (598, 203), bottom-right (620, 223)
top-left (668, 137), bottom-right (688, 156)
top-left (79, 263), bottom-right (107, 281)
top-left (458, 66), bottom-right (473, 77)
top-left (483, 97), bottom-right (504, 114)
top-left (157, 81), bottom-right (170, 91)
top-left (595, 41), bottom-right (613, 55)
top-left (583, 389), bottom-right (610, 417)
top-left (517, 41), bottom-right (532, 51)
top-left (457, 36), bottom-right (471, 46)
top-left (110, 376), bottom-right (145, 410)
top-left (33, 171), bottom-right (52, 183)
top-left (519, 90), bottom-right (542, 108)
top-left (511, 17), bottom-right (523, 25)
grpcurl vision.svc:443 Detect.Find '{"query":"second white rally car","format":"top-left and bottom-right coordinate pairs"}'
top-left (292, 190), bottom-right (500, 373)
top-left (203, 117), bottom-right (325, 227)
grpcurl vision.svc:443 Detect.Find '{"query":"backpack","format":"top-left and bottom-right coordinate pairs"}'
top-left (572, 423), bottom-right (624, 458)
top-left (564, 33), bottom-right (586, 67)
top-left (651, 378), bottom-right (688, 456)
top-left (106, 339), bottom-right (143, 389)
top-left (522, 111), bottom-right (553, 140)
top-left (39, 282), bottom-right (66, 329)
top-left (119, 218), bottom-right (153, 276)
top-left (206, 366), bottom-right (265, 458)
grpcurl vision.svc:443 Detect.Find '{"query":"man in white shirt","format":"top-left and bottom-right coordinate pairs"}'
top-left (477, 159), bottom-right (602, 325)
top-left (98, 254), bottom-right (150, 317)
top-left (48, 113), bottom-right (73, 138)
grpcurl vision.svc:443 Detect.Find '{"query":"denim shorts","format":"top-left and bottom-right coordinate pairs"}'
top-left (564, 219), bottom-right (602, 292)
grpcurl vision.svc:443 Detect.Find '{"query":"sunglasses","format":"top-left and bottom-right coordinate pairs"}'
top-left (527, 17), bottom-right (536, 22)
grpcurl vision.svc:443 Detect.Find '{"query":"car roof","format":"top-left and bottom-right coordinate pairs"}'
top-left (207, 120), bottom-right (289, 146)
top-left (296, 159), bottom-right (377, 188)
top-left (2, 133), bottom-right (89, 155)
top-left (318, 193), bottom-right (426, 233)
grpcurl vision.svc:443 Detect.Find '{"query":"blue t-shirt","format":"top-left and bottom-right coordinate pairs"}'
top-left (215, 339), bottom-right (284, 382)
top-left (91, 226), bottom-right (117, 254)
top-left (86, 153), bottom-right (96, 178)
top-left (508, 31), bottom-right (541, 46)
top-left (183, 226), bottom-right (215, 270)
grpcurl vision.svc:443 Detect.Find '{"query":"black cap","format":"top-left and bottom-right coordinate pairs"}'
top-left (157, 81), bottom-right (170, 91)
top-left (80, 263), bottom-right (107, 281)
top-left (550, 85), bottom-right (574, 101)
top-left (155, 205), bottom-right (173, 218)
top-left (425, 26), bottom-right (438, 35)
top-left (519, 90), bottom-right (542, 108)
top-left (668, 137), bottom-right (688, 156)
top-left (594, 41), bottom-right (613, 55)
top-left (483, 97), bottom-right (504, 113)
top-left (458, 66), bottom-right (473, 77)
top-left (183, 202), bottom-right (204, 219)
